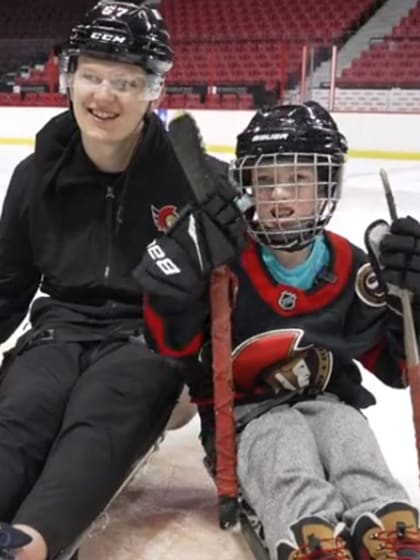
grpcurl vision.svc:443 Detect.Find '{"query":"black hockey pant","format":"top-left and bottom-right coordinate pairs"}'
top-left (0, 335), bottom-right (183, 558)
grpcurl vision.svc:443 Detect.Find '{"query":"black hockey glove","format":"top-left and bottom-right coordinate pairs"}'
top-left (379, 216), bottom-right (420, 295)
top-left (365, 216), bottom-right (420, 324)
top-left (134, 188), bottom-right (248, 303)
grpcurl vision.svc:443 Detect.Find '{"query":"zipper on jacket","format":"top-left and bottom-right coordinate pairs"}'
top-left (104, 185), bottom-right (115, 282)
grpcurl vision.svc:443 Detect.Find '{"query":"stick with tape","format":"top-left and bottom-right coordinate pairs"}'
top-left (379, 168), bottom-right (420, 485)
top-left (168, 112), bottom-right (239, 529)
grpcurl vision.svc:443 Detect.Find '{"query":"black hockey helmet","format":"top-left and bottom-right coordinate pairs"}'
top-left (231, 101), bottom-right (348, 251)
top-left (236, 101), bottom-right (348, 162)
top-left (63, 0), bottom-right (174, 77)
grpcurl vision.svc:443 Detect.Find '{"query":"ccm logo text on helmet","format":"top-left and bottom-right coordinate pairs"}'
top-left (90, 31), bottom-right (127, 44)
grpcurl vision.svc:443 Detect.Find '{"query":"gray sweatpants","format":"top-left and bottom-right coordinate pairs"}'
top-left (237, 394), bottom-right (410, 560)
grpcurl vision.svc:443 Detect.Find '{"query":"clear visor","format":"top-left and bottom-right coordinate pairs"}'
top-left (230, 152), bottom-right (343, 250)
top-left (64, 68), bottom-right (163, 102)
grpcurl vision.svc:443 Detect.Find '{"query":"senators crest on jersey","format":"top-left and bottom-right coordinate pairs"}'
top-left (231, 329), bottom-right (333, 397)
top-left (151, 204), bottom-right (179, 232)
top-left (355, 262), bottom-right (386, 308)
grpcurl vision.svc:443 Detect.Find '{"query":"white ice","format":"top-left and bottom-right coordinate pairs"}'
top-left (0, 146), bottom-right (420, 559)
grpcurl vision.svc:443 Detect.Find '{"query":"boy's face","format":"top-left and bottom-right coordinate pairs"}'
top-left (69, 56), bottom-right (161, 144)
top-left (252, 161), bottom-right (319, 234)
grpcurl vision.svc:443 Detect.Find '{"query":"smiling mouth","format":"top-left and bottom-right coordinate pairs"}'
top-left (261, 208), bottom-right (297, 230)
top-left (275, 207), bottom-right (294, 219)
top-left (88, 108), bottom-right (119, 121)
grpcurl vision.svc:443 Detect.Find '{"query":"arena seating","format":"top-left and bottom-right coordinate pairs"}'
top-left (163, 0), bottom-right (381, 86)
top-left (337, 4), bottom-right (420, 87)
top-left (0, 0), bottom-right (391, 108)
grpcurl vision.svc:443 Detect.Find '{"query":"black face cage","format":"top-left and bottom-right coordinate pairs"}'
top-left (230, 152), bottom-right (344, 251)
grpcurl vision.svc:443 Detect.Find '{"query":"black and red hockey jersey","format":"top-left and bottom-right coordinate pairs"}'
top-left (144, 231), bottom-right (407, 412)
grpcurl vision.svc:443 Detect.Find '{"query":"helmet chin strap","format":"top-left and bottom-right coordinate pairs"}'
top-left (279, 238), bottom-right (315, 253)
top-left (253, 220), bottom-right (318, 252)
top-left (265, 236), bottom-right (314, 253)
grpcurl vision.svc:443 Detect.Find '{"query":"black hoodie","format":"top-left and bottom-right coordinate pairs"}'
top-left (0, 110), bottom-right (202, 341)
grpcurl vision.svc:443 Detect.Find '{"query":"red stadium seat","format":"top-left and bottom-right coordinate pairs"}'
top-left (161, 0), bottom-right (381, 91)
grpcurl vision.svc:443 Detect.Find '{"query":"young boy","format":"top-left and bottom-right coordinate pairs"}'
top-left (138, 102), bottom-right (420, 560)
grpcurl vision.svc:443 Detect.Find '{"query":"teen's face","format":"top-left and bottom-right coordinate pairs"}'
top-left (70, 57), bottom-right (158, 144)
top-left (252, 162), bottom-right (318, 232)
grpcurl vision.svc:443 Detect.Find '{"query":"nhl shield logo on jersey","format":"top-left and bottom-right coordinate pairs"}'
top-left (151, 204), bottom-right (179, 232)
top-left (278, 290), bottom-right (297, 310)
top-left (355, 262), bottom-right (386, 307)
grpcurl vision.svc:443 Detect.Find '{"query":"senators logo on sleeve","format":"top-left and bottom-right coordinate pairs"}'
top-left (231, 329), bottom-right (333, 396)
top-left (355, 262), bottom-right (386, 308)
top-left (151, 204), bottom-right (179, 232)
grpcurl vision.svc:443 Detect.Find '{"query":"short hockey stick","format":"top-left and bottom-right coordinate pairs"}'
top-left (168, 113), bottom-right (239, 528)
top-left (379, 169), bottom-right (420, 369)
top-left (379, 168), bottom-right (420, 479)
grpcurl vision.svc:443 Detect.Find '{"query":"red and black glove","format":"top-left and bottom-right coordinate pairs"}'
top-left (134, 185), bottom-right (248, 303)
